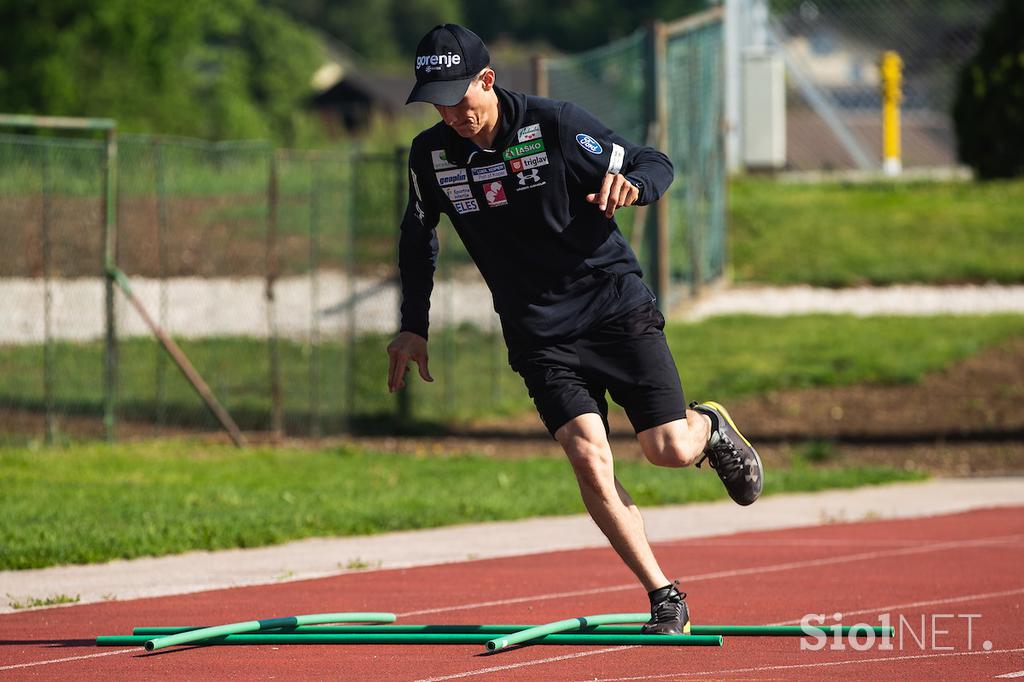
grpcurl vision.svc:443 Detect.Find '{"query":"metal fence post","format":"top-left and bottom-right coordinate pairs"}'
top-left (394, 146), bottom-right (412, 422)
top-left (266, 149), bottom-right (284, 437)
top-left (41, 143), bottom-right (55, 444)
top-left (154, 137), bottom-right (169, 431)
top-left (103, 126), bottom-right (118, 442)
top-left (344, 148), bottom-right (359, 429)
top-left (645, 22), bottom-right (670, 306)
top-left (309, 152), bottom-right (322, 438)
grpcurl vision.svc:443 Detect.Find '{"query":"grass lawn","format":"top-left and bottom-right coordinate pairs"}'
top-left (0, 439), bottom-right (925, 570)
top-left (729, 177), bottom-right (1024, 286)
top-left (3, 315), bottom-right (1023, 436)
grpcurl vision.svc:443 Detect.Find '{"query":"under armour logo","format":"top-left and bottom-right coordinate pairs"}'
top-left (516, 169), bottom-right (541, 186)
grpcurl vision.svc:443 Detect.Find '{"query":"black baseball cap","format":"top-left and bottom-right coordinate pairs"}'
top-left (406, 24), bottom-right (490, 106)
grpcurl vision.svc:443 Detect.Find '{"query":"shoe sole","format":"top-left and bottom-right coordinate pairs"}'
top-left (701, 400), bottom-right (764, 504)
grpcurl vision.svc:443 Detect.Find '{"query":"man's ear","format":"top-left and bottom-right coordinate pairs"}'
top-left (480, 68), bottom-right (496, 91)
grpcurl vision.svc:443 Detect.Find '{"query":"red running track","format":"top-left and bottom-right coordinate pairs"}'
top-left (2, 506), bottom-right (1023, 681)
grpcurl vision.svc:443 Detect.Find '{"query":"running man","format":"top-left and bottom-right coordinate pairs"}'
top-left (387, 24), bottom-right (762, 634)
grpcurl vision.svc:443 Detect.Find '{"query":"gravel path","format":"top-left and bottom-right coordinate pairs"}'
top-left (2, 276), bottom-right (1023, 344)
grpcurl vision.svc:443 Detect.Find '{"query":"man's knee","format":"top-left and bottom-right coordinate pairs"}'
top-left (556, 417), bottom-right (615, 484)
top-left (647, 439), bottom-right (701, 468)
top-left (638, 422), bottom-right (704, 468)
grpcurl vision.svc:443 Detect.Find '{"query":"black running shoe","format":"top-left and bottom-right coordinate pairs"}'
top-left (691, 400), bottom-right (764, 506)
top-left (641, 581), bottom-right (691, 635)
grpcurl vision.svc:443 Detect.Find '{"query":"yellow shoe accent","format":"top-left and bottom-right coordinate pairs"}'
top-left (703, 400), bottom-right (753, 448)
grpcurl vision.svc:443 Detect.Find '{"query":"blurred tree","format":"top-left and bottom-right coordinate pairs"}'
top-left (0, 0), bottom-right (323, 143)
top-left (952, 0), bottom-right (1024, 178)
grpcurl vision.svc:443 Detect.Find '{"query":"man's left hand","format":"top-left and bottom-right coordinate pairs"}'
top-left (586, 173), bottom-right (639, 218)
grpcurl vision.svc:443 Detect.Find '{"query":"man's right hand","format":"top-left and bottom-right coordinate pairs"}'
top-left (386, 331), bottom-right (434, 393)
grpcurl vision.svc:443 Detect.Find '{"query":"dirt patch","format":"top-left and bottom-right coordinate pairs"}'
top-left (7, 339), bottom-right (1023, 476)
top-left (341, 338), bottom-right (1024, 475)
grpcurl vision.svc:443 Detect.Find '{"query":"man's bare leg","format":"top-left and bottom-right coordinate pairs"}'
top-left (555, 412), bottom-right (669, 591)
top-left (636, 409), bottom-right (712, 468)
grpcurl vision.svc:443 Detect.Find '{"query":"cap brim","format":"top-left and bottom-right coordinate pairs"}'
top-left (406, 77), bottom-right (474, 106)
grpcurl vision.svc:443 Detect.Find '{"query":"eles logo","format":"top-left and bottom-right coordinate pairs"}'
top-left (576, 133), bottom-right (603, 155)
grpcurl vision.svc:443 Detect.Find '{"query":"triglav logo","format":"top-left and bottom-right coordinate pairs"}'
top-left (416, 52), bottom-right (462, 73)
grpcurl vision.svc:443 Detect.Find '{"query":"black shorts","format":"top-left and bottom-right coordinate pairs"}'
top-left (510, 301), bottom-right (687, 437)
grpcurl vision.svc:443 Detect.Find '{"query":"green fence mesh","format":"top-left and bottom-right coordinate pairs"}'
top-left (1, 13), bottom-right (725, 443)
top-left (0, 128), bottom-right (533, 443)
top-left (544, 11), bottom-right (726, 301)
top-left (665, 19), bottom-right (726, 288)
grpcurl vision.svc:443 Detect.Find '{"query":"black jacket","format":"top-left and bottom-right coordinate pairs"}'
top-left (398, 86), bottom-right (674, 357)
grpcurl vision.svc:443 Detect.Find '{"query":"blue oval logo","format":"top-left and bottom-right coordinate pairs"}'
top-left (576, 133), bottom-right (603, 155)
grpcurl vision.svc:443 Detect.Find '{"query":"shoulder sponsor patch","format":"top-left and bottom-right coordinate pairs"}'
top-left (510, 151), bottom-right (549, 173)
top-left (453, 198), bottom-right (480, 214)
top-left (483, 181), bottom-right (507, 207)
top-left (431, 149), bottom-right (455, 170)
top-left (503, 139), bottom-right (545, 161)
top-left (470, 162), bottom-right (507, 182)
top-left (435, 168), bottom-right (468, 187)
top-left (576, 133), bottom-right (603, 155)
top-left (443, 184), bottom-right (473, 201)
top-left (516, 123), bottom-right (542, 142)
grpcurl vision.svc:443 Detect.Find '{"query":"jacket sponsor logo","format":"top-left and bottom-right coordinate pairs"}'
top-left (431, 149), bottom-right (455, 170)
top-left (470, 162), bottom-right (507, 182)
top-left (410, 169), bottom-right (422, 200)
top-left (576, 133), bottom-right (603, 155)
top-left (443, 184), bottom-right (473, 201)
top-left (416, 52), bottom-right (462, 73)
top-left (453, 198), bottom-right (479, 214)
top-left (502, 139), bottom-right (545, 161)
top-left (435, 168), bottom-right (468, 187)
top-left (516, 123), bottom-right (542, 142)
top-left (509, 151), bottom-right (549, 173)
top-left (483, 181), bottom-right (507, 207)
top-left (514, 169), bottom-right (546, 191)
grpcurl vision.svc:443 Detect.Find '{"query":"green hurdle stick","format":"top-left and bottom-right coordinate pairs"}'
top-left (485, 614), bottom-right (647, 652)
top-left (143, 612), bottom-right (394, 651)
top-left (101, 633), bottom-right (723, 647)
top-left (133, 624), bottom-right (893, 637)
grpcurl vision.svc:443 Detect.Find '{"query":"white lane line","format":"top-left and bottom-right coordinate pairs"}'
top-left (996, 670), bottom-right (1024, 678)
top-left (400, 534), bottom-right (1024, 618)
top-left (0, 649), bottom-right (136, 671)
top-left (412, 646), bottom-right (633, 682)
top-left (581, 647), bottom-right (1024, 681)
top-left (768, 586), bottom-right (1024, 625)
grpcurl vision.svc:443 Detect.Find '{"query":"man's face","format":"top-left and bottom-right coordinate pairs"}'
top-left (434, 70), bottom-right (494, 138)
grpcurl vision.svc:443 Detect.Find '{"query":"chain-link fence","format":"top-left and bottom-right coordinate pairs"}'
top-left (0, 127), bottom-right (529, 444)
top-left (541, 8), bottom-right (727, 302)
top-left (760, 0), bottom-right (1001, 170)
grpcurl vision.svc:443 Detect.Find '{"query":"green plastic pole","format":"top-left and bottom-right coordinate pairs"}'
top-left (486, 613), bottom-right (647, 652)
top-left (133, 624), bottom-right (893, 637)
top-left (143, 612), bottom-right (395, 651)
top-left (105, 633), bottom-right (722, 647)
